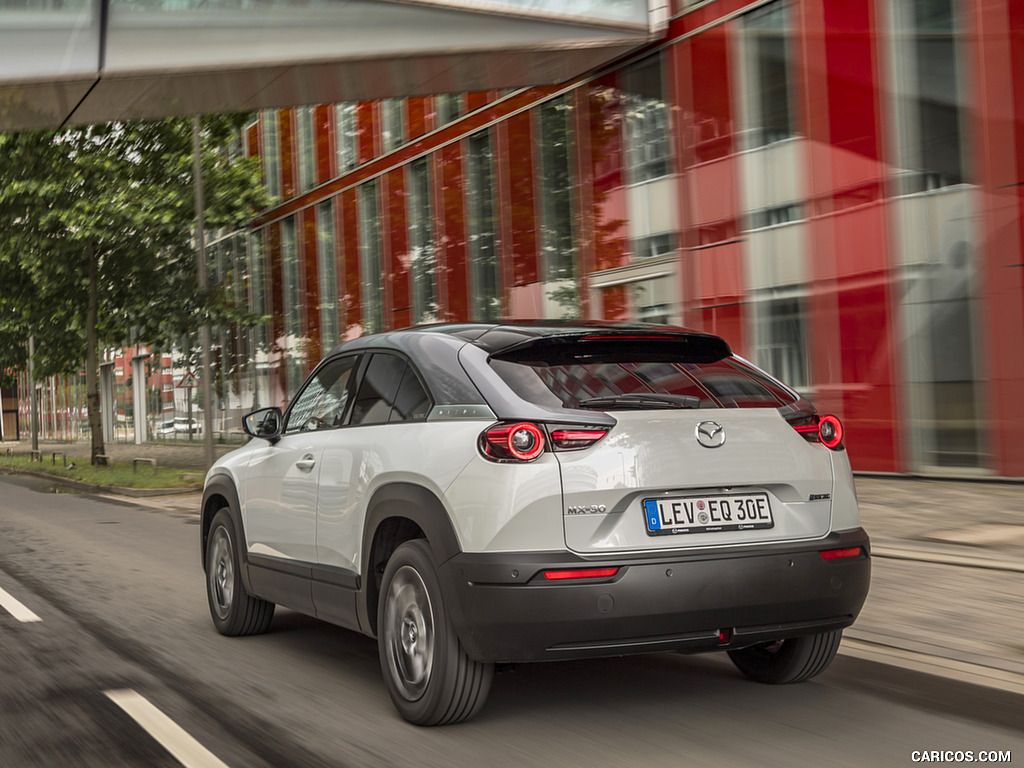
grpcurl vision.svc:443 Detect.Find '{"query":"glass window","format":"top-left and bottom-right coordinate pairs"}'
top-left (317, 200), bottom-right (339, 352)
top-left (489, 340), bottom-right (795, 411)
top-left (281, 217), bottom-right (304, 397)
top-left (435, 93), bottom-right (464, 126)
top-left (262, 109), bottom-right (281, 199)
top-left (622, 55), bottom-right (670, 183)
top-left (390, 367), bottom-right (431, 423)
top-left (350, 354), bottom-right (406, 426)
top-left (297, 106), bottom-right (316, 192)
top-left (633, 232), bottom-right (676, 260)
top-left (284, 355), bottom-right (358, 433)
top-left (358, 181), bottom-right (384, 334)
top-left (890, 0), bottom-right (966, 192)
top-left (739, 0), bottom-right (795, 148)
top-left (380, 98), bottom-right (405, 153)
top-left (752, 296), bottom-right (808, 389)
top-left (466, 131), bottom-right (501, 321)
top-left (336, 103), bottom-right (357, 174)
top-left (407, 158), bottom-right (437, 324)
top-left (537, 96), bottom-right (576, 284)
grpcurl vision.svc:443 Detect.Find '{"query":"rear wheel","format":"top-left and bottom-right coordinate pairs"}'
top-left (206, 509), bottom-right (274, 636)
top-left (378, 539), bottom-right (493, 725)
top-left (727, 630), bottom-right (842, 684)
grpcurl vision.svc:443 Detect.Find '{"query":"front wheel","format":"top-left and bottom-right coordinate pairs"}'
top-left (727, 630), bottom-right (842, 684)
top-left (378, 539), bottom-right (493, 725)
top-left (206, 509), bottom-right (274, 636)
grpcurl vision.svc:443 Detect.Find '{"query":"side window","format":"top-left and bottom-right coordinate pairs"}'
top-left (284, 355), bottom-right (358, 433)
top-left (350, 353), bottom-right (432, 426)
top-left (390, 367), bottom-right (431, 422)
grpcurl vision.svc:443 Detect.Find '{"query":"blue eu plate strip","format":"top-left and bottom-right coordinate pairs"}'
top-left (644, 500), bottom-right (661, 530)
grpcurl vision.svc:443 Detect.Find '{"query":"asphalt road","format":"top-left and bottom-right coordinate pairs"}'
top-left (1, 474), bottom-right (1022, 768)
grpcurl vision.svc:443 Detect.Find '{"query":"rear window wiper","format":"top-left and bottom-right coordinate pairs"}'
top-left (576, 394), bottom-right (701, 410)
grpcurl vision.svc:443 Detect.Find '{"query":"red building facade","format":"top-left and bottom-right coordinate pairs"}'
top-left (233, 0), bottom-right (1024, 478)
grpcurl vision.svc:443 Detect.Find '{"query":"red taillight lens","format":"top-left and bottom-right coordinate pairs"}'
top-left (481, 422), bottom-right (545, 462)
top-left (820, 547), bottom-right (862, 560)
top-left (789, 413), bottom-right (844, 450)
top-left (542, 567), bottom-right (619, 581)
top-left (550, 428), bottom-right (609, 450)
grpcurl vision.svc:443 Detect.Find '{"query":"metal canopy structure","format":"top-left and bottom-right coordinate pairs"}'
top-left (0, 0), bottom-right (663, 131)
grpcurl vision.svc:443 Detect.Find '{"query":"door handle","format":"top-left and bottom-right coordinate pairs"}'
top-left (295, 454), bottom-right (316, 471)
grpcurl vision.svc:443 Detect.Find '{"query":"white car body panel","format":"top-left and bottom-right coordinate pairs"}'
top-left (558, 409), bottom-right (835, 554)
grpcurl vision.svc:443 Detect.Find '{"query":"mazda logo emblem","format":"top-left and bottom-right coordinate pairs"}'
top-left (696, 420), bottom-right (726, 448)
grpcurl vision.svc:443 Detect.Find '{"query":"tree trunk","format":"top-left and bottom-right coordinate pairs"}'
top-left (85, 244), bottom-right (104, 464)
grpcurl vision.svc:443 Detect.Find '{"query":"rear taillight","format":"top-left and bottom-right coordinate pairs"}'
top-left (480, 422), bottom-right (610, 462)
top-left (549, 428), bottom-right (609, 450)
top-left (820, 547), bottom-right (862, 560)
top-left (481, 422), bottom-right (545, 462)
top-left (790, 413), bottom-right (845, 450)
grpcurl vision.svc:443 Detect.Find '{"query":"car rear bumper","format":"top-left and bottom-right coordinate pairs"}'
top-left (439, 528), bottom-right (871, 663)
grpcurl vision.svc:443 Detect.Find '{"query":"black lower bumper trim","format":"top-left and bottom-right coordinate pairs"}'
top-left (439, 529), bottom-right (871, 663)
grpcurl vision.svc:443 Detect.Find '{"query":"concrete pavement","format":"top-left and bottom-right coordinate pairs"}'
top-left (4, 439), bottom-right (1024, 711)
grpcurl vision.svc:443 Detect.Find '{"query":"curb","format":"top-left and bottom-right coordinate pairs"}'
top-left (0, 467), bottom-right (201, 498)
top-left (833, 639), bottom-right (1024, 734)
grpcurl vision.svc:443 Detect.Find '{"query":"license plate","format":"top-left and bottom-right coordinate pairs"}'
top-left (643, 493), bottom-right (773, 536)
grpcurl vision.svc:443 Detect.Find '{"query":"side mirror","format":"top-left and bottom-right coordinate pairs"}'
top-left (243, 407), bottom-right (283, 443)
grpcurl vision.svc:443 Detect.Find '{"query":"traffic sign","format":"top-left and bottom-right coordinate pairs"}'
top-left (176, 371), bottom-right (200, 389)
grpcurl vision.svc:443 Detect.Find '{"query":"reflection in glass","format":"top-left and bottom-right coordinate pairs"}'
top-left (622, 55), bottom-right (670, 183)
top-left (358, 181), bottom-right (384, 334)
top-left (435, 93), bottom-right (464, 127)
top-left (297, 106), bottom-right (315, 193)
top-left (317, 201), bottom-right (339, 352)
top-left (262, 110), bottom-right (280, 200)
top-left (537, 96), bottom-right (576, 288)
top-left (407, 158), bottom-right (437, 324)
top-left (281, 217), bottom-right (304, 397)
top-left (380, 98), bottom-right (404, 153)
top-left (336, 103), bottom-right (357, 174)
top-left (467, 130), bottom-right (500, 321)
top-left (738, 0), bottom-right (794, 148)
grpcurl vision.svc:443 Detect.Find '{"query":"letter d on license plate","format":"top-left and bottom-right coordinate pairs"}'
top-left (643, 493), bottom-right (773, 536)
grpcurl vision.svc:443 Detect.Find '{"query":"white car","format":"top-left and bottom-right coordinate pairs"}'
top-left (201, 322), bottom-right (870, 725)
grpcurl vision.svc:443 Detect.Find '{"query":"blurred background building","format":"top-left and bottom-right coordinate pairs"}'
top-left (12, 0), bottom-right (1024, 479)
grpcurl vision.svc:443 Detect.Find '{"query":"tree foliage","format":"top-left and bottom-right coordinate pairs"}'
top-left (0, 115), bottom-right (268, 453)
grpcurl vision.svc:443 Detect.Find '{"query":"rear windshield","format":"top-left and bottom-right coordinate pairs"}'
top-left (489, 341), bottom-right (796, 410)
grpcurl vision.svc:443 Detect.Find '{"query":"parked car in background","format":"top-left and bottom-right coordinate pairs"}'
top-left (157, 417), bottom-right (201, 436)
top-left (200, 322), bottom-right (871, 725)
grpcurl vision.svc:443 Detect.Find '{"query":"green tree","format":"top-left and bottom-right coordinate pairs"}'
top-left (0, 116), bottom-right (267, 463)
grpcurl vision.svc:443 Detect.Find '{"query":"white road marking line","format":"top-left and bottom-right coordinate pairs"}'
top-left (0, 585), bottom-right (42, 622)
top-left (103, 689), bottom-right (230, 768)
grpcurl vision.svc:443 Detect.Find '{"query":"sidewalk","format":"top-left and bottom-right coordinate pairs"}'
top-left (4, 439), bottom-right (1024, 707)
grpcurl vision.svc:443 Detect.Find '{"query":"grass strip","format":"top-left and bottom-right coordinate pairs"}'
top-left (0, 452), bottom-right (202, 490)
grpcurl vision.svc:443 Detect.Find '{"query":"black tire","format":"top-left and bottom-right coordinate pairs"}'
top-left (728, 630), bottom-right (842, 684)
top-left (206, 509), bottom-right (274, 636)
top-left (377, 539), bottom-right (493, 726)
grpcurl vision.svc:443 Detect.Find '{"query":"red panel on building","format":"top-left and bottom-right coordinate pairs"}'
top-left (301, 206), bottom-right (321, 364)
top-left (246, 123), bottom-right (259, 160)
top-left (341, 188), bottom-right (361, 339)
top-left (466, 91), bottom-right (490, 112)
top-left (505, 111), bottom-right (539, 285)
top-left (387, 167), bottom-right (411, 329)
top-left (279, 109), bottom-right (296, 200)
top-left (689, 27), bottom-right (734, 164)
top-left (406, 97), bottom-right (429, 141)
top-left (437, 143), bottom-right (468, 321)
top-left (315, 105), bottom-right (334, 186)
top-left (601, 285), bottom-right (629, 321)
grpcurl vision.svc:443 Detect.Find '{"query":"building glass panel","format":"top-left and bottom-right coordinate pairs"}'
top-left (297, 105), bottom-right (316, 192)
top-left (622, 55), bottom-right (670, 184)
top-left (380, 98), bottom-right (405, 153)
top-left (248, 228), bottom-right (271, 409)
top-left (738, 0), bottom-right (795, 148)
top-left (358, 181), bottom-right (384, 334)
top-left (407, 158), bottom-right (437, 323)
top-left (317, 200), bottom-right (339, 352)
top-left (262, 109), bottom-right (280, 200)
top-left (537, 95), bottom-right (576, 285)
top-left (281, 216), bottom-right (304, 397)
top-left (436, 93), bottom-right (464, 127)
top-left (336, 103), bottom-right (357, 174)
top-left (466, 130), bottom-right (500, 321)
top-left (887, 0), bottom-right (982, 469)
